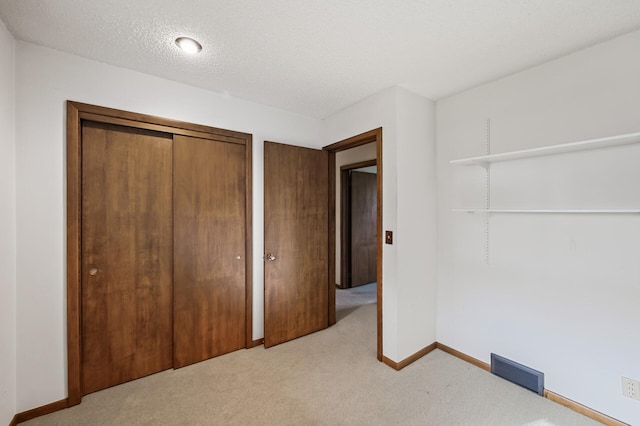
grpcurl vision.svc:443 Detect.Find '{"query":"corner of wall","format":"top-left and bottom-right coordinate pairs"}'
top-left (0, 16), bottom-right (18, 426)
top-left (394, 88), bottom-right (438, 359)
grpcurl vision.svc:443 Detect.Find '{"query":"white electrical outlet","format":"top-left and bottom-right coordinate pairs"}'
top-left (622, 376), bottom-right (640, 400)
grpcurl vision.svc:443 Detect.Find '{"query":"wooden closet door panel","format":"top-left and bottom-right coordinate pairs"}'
top-left (173, 135), bottom-right (246, 368)
top-left (264, 142), bottom-right (329, 348)
top-left (350, 171), bottom-right (377, 286)
top-left (81, 122), bottom-right (173, 395)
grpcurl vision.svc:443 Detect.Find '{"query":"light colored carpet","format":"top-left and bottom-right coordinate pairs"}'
top-left (25, 285), bottom-right (600, 425)
top-left (336, 282), bottom-right (377, 321)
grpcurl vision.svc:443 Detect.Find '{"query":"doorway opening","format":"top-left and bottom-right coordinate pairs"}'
top-left (324, 128), bottom-right (382, 361)
top-left (340, 159), bottom-right (377, 289)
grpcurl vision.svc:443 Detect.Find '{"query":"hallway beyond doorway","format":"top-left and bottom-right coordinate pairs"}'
top-left (336, 282), bottom-right (376, 322)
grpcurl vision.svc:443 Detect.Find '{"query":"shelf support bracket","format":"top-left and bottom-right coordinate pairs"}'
top-left (484, 118), bottom-right (491, 264)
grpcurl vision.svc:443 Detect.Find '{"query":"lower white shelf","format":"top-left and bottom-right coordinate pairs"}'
top-left (452, 209), bottom-right (640, 214)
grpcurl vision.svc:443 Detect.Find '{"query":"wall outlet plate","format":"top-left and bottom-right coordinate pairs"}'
top-left (622, 376), bottom-right (640, 400)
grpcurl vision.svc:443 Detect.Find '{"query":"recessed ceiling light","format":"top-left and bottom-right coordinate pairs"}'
top-left (175, 37), bottom-right (202, 54)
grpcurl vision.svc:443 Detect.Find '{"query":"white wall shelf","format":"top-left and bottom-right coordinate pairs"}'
top-left (450, 131), bottom-right (640, 166)
top-left (451, 127), bottom-right (640, 263)
top-left (452, 209), bottom-right (640, 214)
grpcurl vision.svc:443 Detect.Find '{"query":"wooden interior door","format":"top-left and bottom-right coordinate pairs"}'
top-left (173, 135), bottom-right (247, 367)
top-left (264, 142), bottom-right (329, 347)
top-left (81, 121), bottom-right (173, 394)
top-left (350, 171), bottom-right (377, 286)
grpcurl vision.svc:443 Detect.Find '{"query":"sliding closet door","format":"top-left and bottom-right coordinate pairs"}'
top-left (81, 122), bottom-right (173, 394)
top-left (173, 135), bottom-right (247, 368)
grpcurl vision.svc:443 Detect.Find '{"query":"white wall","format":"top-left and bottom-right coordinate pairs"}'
top-left (325, 86), bottom-right (437, 362)
top-left (334, 142), bottom-right (377, 286)
top-left (436, 30), bottom-right (640, 425)
top-left (14, 41), bottom-right (323, 412)
top-left (396, 89), bottom-right (437, 359)
top-left (0, 18), bottom-right (16, 426)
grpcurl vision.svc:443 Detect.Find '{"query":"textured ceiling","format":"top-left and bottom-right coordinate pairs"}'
top-left (1, 1), bottom-right (640, 118)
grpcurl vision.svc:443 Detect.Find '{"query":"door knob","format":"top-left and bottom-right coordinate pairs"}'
top-left (89, 267), bottom-right (98, 276)
top-left (265, 253), bottom-right (277, 261)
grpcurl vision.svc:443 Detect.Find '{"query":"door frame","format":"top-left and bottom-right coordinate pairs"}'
top-left (323, 128), bottom-right (383, 361)
top-left (66, 101), bottom-right (253, 406)
top-left (339, 160), bottom-right (377, 289)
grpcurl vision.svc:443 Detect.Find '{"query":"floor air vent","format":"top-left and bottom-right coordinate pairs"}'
top-left (491, 353), bottom-right (544, 395)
